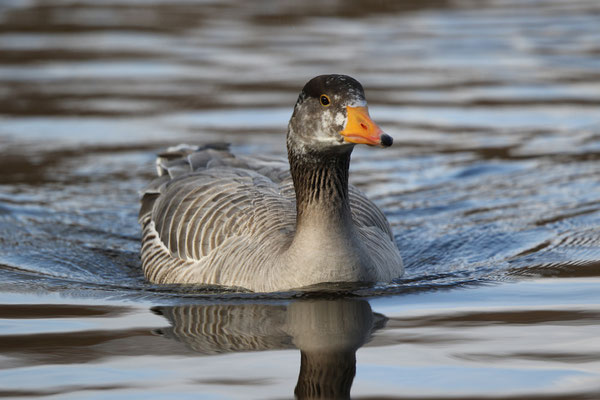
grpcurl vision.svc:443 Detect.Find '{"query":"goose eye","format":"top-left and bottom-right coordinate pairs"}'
top-left (320, 94), bottom-right (330, 107)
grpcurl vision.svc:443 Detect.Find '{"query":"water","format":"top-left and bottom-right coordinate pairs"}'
top-left (1, 0), bottom-right (599, 398)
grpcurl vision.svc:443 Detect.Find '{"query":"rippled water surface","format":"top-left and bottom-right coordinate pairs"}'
top-left (1, 0), bottom-right (600, 398)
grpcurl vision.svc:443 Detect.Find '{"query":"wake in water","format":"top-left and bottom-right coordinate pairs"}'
top-left (1, 126), bottom-right (599, 300)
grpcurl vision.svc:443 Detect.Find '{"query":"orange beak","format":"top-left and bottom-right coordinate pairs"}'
top-left (339, 106), bottom-right (393, 147)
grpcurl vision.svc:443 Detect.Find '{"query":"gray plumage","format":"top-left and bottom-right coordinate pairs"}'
top-left (139, 75), bottom-right (404, 292)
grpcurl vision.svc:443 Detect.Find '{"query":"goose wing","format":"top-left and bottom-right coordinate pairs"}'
top-left (348, 185), bottom-right (394, 241)
top-left (139, 145), bottom-right (296, 265)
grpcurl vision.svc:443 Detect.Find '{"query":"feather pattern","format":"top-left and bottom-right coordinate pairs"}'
top-left (139, 145), bottom-right (399, 291)
top-left (139, 75), bottom-right (403, 292)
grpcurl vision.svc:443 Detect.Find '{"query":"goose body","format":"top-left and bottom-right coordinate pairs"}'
top-left (139, 75), bottom-right (403, 292)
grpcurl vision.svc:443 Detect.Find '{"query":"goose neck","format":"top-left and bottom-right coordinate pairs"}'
top-left (288, 148), bottom-right (353, 229)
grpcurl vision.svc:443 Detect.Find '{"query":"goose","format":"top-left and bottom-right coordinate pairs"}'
top-left (138, 74), bottom-right (403, 292)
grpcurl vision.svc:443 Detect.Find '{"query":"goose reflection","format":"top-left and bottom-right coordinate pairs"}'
top-left (152, 298), bottom-right (386, 399)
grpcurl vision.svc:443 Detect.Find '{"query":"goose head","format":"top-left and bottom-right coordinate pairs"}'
top-left (287, 74), bottom-right (393, 157)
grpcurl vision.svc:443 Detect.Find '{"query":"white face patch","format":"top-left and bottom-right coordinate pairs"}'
top-left (319, 111), bottom-right (334, 136)
top-left (320, 110), bottom-right (334, 127)
top-left (308, 111), bottom-right (342, 146)
top-left (335, 112), bottom-right (345, 126)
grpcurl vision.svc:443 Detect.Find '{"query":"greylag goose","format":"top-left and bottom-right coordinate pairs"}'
top-left (139, 74), bottom-right (403, 292)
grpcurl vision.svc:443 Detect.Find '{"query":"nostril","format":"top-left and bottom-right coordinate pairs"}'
top-left (360, 123), bottom-right (368, 130)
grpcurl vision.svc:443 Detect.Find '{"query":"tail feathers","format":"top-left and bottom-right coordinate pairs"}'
top-left (139, 142), bottom-right (291, 223)
top-left (155, 143), bottom-right (231, 177)
top-left (139, 143), bottom-right (233, 223)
